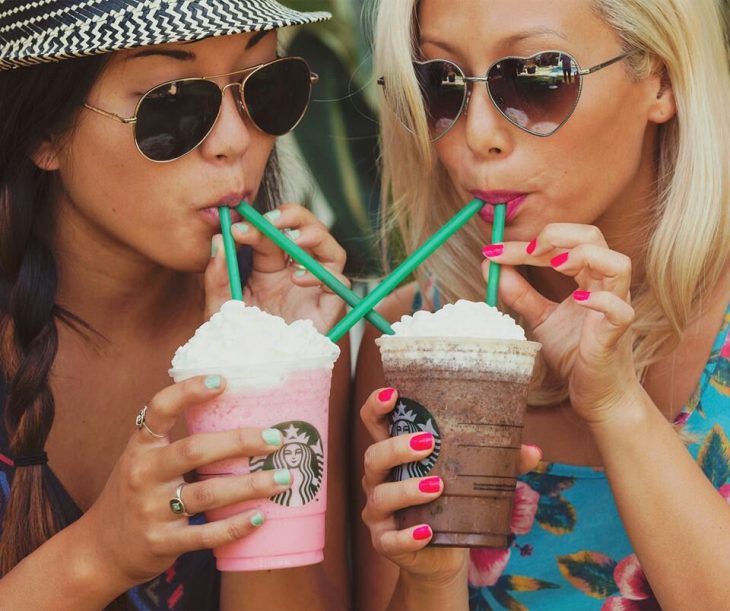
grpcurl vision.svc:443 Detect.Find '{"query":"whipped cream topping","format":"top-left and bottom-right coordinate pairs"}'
top-left (388, 299), bottom-right (525, 341)
top-left (171, 300), bottom-right (340, 370)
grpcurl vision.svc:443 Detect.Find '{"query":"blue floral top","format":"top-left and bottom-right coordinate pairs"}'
top-left (412, 288), bottom-right (730, 610)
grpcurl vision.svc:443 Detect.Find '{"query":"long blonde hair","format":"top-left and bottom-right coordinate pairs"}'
top-left (372, 0), bottom-right (730, 404)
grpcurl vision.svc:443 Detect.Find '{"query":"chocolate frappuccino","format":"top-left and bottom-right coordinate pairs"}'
top-left (376, 301), bottom-right (540, 548)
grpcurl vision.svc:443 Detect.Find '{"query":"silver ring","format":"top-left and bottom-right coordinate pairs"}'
top-left (135, 405), bottom-right (166, 439)
top-left (169, 483), bottom-right (193, 517)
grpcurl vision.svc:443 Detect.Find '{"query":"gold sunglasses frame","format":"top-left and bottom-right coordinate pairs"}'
top-left (84, 56), bottom-right (319, 162)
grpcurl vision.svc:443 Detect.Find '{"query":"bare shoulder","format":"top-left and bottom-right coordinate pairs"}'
top-left (645, 263), bottom-right (730, 415)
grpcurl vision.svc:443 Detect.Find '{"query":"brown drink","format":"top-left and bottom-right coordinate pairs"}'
top-left (376, 334), bottom-right (540, 548)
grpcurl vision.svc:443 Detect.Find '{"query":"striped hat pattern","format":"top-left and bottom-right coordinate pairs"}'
top-left (0, 0), bottom-right (331, 71)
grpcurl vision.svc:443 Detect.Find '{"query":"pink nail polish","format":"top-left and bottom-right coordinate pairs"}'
top-left (526, 239), bottom-right (537, 255)
top-left (412, 525), bottom-right (432, 541)
top-left (482, 244), bottom-right (504, 258)
top-left (550, 252), bottom-right (569, 268)
top-left (573, 290), bottom-right (591, 302)
top-left (410, 433), bottom-right (434, 451)
top-left (378, 388), bottom-right (395, 403)
top-left (418, 476), bottom-right (442, 493)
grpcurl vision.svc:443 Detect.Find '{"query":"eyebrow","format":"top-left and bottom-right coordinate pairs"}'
top-left (127, 30), bottom-right (272, 61)
top-left (420, 27), bottom-right (570, 55)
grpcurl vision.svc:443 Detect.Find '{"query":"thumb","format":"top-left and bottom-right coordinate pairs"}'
top-left (483, 262), bottom-right (555, 332)
top-left (204, 234), bottom-right (233, 319)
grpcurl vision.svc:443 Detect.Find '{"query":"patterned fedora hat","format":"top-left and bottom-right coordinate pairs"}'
top-left (0, 0), bottom-right (331, 71)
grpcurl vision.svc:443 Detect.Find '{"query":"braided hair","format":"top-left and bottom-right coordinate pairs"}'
top-left (0, 54), bottom-right (282, 576)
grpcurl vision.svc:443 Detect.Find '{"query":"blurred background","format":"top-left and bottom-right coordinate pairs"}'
top-left (279, 0), bottom-right (382, 281)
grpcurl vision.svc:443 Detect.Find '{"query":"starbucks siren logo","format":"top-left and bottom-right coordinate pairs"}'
top-left (389, 399), bottom-right (441, 480)
top-left (250, 420), bottom-right (324, 507)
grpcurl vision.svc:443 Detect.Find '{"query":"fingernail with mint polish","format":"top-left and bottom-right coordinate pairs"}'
top-left (294, 269), bottom-right (307, 278)
top-left (284, 228), bottom-right (301, 240)
top-left (250, 512), bottom-right (265, 527)
top-left (418, 476), bottom-right (442, 494)
top-left (210, 239), bottom-right (218, 258)
top-left (573, 290), bottom-right (591, 302)
top-left (412, 525), bottom-right (432, 541)
top-left (526, 239), bottom-right (537, 255)
top-left (550, 252), bottom-right (569, 268)
top-left (274, 469), bottom-right (291, 486)
top-left (482, 244), bottom-right (504, 258)
top-left (233, 222), bottom-right (249, 234)
top-left (204, 375), bottom-right (221, 389)
top-left (264, 209), bottom-right (281, 221)
top-left (378, 388), bottom-right (395, 403)
top-left (262, 428), bottom-right (282, 446)
top-left (410, 432), bottom-right (434, 451)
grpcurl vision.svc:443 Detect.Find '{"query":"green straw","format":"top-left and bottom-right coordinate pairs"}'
top-left (327, 197), bottom-right (484, 343)
top-left (235, 201), bottom-right (394, 336)
top-left (486, 203), bottom-right (506, 307)
top-left (219, 206), bottom-right (243, 301)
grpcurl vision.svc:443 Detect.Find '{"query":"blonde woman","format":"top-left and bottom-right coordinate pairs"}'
top-left (354, 0), bottom-right (730, 609)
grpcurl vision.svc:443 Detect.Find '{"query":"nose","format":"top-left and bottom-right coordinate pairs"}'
top-left (197, 83), bottom-right (253, 162)
top-left (463, 82), bottom-right (513, 157)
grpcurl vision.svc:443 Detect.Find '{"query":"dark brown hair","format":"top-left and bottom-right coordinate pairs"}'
top-left (0, 54), bottom-right (281, 578)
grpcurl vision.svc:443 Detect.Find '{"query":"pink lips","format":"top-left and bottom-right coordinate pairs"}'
top-left (199, 191), bottom-right (250, 228)
top-left (472, 191), bottom-right (528, 223)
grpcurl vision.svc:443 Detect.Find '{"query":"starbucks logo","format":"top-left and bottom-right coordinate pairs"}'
top-left (389, 398), bottom-right (441, 481)
top-left (250, 421), bottom-right (324, 507)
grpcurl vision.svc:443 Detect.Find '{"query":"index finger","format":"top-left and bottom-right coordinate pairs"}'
top-left (360, 387), bottom-right (398, 442)
top-left (139, 375), bottom-right (227, 441)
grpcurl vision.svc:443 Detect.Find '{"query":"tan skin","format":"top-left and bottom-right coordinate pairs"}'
top-left (354, 1), bottom-right (730, 609)
top-left (0, 32), bottom-right (350, 610)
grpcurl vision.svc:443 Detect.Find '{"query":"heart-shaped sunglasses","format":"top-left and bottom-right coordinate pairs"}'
top-left (84, 56), bottom-right (317, 162)
top-left (379, 50), bottom-right (635, 140)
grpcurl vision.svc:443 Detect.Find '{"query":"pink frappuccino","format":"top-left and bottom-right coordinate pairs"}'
top-left (170, 301), bottom-right (339, 571)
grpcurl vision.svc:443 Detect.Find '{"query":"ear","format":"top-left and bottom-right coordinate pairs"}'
top-left (646, 68), bottom-right (676, 125)
top-left (31, 138), bottom-right (61, 172)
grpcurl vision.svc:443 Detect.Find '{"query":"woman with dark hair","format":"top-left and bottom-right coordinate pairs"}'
top-left (0, 1), bottom-right (350, 609)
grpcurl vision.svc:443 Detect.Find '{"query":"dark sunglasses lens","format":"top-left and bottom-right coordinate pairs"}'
top-left (487, 53), bottom-right (580, 136)
top-left (135, 80), bottom-right (221, 161)
top-left (414, 60), bottom-right (466, 138)
top-left (244, 58), bottom-right (312, 136)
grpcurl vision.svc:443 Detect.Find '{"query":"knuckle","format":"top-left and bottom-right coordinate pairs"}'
top-left (617, 253), bottom-right (632, 275)
top-left (225, 519), bottom-right (249, 543)
top-left (587, 225), bottom-right (604, 243)
top-left (369, 485), bottom-right (386, 511)
top-left (143, 528), bottom-right (166, 556)
top-left (190, 481), bottom-right (216, 508)
top-left (195, 527), bottom-right (217, 551)
top-left (127, 462), bottom-right (149, 492)
top-left (177, 438), bottom-right (205, 464)
top-left (363, 446), bottom-right (379, 475)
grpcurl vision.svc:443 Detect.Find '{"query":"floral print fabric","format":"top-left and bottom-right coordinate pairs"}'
top-left (467, 306), bottom-right (730, 610)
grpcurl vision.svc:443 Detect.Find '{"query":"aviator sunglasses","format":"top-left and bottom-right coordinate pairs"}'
top-left (84, 56), bottom-right (317, 162)
top-left (379, 50), bottom-right (635, 140)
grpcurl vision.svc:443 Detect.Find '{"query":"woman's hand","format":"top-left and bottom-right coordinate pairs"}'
top-left (360, 387), bottom-right (542, 584)
top-left (482, 223), bottom-right (641, 423)
top-left (79, 375), bottom-right (290, 588)
top-left (205, 203), bottom-right (348, 333)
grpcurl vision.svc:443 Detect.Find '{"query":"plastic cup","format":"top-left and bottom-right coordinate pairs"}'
top-left (376, 336), bottom-right (541, 548)
top-left (170, 357), bottom-right (335, 571)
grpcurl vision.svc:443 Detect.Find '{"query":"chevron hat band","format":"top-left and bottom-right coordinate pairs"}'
top-left (0, 0), bottom-right (331, 71)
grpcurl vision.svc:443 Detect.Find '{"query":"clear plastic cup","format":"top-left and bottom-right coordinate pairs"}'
top-left (170, 356), bottom-right (335, 571)
top-left (376, 336), bottom-right (541, 548)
